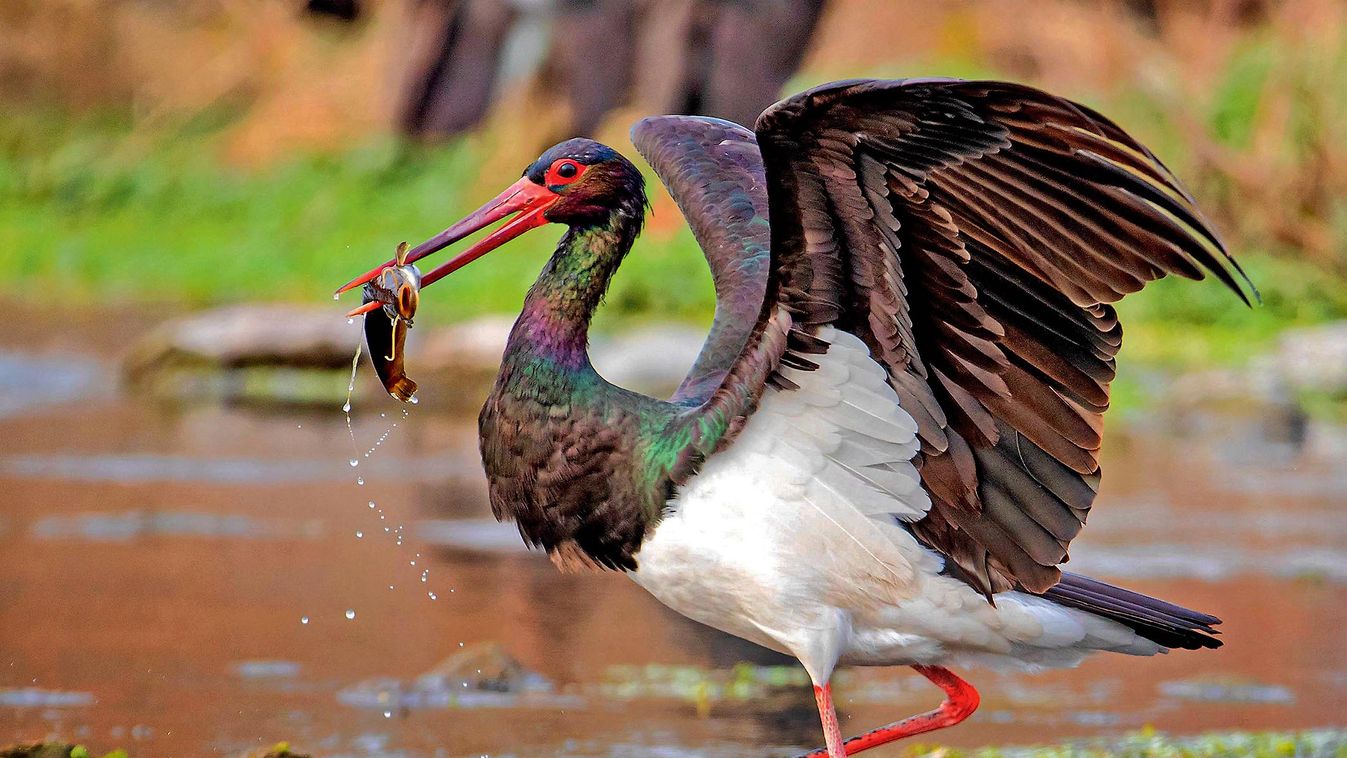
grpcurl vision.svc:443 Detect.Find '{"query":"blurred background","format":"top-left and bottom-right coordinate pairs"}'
top-left (1, 0), bottom-right (1345, 756)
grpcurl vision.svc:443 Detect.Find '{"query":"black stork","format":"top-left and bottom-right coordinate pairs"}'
top-left (338, 79), bottom-right (1252, 757)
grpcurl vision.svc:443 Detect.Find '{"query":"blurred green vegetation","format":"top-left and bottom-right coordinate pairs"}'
top-left (0, 106), bottom-right (716, 333)
top-left (943, 727), bottom-right (1347, 758)
top-left (3, 25), bottom-right (1345, 373)
top-left (8, 730), bottom-right (1344, 758)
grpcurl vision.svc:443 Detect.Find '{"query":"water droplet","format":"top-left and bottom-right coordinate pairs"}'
top-left (347, 318), bottom-right (355, 325)
top-left (355, 530), bottom-right (363, 538)
top-left (344, 609), bottom-right (356, 620)
top-left (333, 293), bottom-right (340, 301)
top-left (383, 710), bottom-right (392, 719)
top-left (428, 592), bottom-right (437, 600)
top-left (296, 424), bottom-right (302, 429)
top-left (410, 396), bottom-right (419, 405)
top-left (300, 616), bottom-right (310, 625)
top-left (342, 401), bottom-right (352, 413)
top-left (458, 642), bottom-right (465, 648)
top-left (380, 412), bottom-right (386, 418)
top-left (368, 500), bottom-right (376, 509)
top-left (357, 476), bottom-right (364, 485)
top-left (349, 458), bottom-right (359, 467)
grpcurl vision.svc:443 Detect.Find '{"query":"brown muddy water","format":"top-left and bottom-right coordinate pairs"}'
top-left (1, 314), bottom-right (1345, 757)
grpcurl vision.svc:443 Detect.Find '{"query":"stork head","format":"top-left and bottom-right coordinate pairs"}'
top-left (336, 138), bottom-right (645, 295)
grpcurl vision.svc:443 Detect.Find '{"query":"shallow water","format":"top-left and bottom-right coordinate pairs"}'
top-left (1, 320), bottom-right (1346, 757)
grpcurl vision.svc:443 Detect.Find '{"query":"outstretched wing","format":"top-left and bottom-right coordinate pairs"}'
top-left (653, 78), bottom-right (1252, 599)
top-left (750, 78), bottom-right (1253, 595)
top-left (630, 116), bottom-right (771, 405)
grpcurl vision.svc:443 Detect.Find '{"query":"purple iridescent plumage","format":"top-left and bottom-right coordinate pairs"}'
top-left (631, 117), bottom-right (771, 405)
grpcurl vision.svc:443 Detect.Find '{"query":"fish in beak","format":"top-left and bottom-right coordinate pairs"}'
top-left (335, 175), bottom-right (560, 403)
top-left (348, 242), bottom-right (422, 402)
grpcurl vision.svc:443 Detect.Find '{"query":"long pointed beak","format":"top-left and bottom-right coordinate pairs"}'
top-left (335, 176), bottom-right (557, 295)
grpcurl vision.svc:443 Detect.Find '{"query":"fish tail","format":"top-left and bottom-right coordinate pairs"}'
top-left (386, 375), bottom-right (418, 403)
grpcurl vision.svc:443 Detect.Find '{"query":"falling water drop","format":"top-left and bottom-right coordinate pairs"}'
top-left (347, 318), bottom-right (355, 325)
top-left (409, 396), bottom-right (419, 405)
top-left (345, 341), bottom-right (362, 396)
top-left (300, 616), bottom-right (310, 625)
top-left (333, 293), bottom-right (340, 301)
top-left (428, 592), bottom-right (437, 600)
top-left (355, 530), bottom-right (363, 539)
top-left (368, 500), bottom-right (376, 509)
top-left (357, 476), bottom-right (364, 486)
top-left (344, 609), bottom-right (356, 620)
top-left (342, 339), bottom-right (363, 467)
top-left (383, 710), bottom-right (392, 719)
top-left (349, 458), bottom-right (359, 467)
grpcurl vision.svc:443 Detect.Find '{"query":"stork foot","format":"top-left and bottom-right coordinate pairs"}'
top-left (797, 665), bottom-right (980, 757)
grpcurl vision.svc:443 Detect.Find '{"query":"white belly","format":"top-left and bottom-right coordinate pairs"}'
top-left (630, 328), bottom-right (1159, 682)
top-left (632, 327), bottom-right (939, 682)
top-left (631, 448), bottom-right (935, 682)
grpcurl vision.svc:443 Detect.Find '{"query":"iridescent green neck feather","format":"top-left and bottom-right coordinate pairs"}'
top-left (478, 142), bottom-right (762, 571)
top-left (501, 203), bottom-right (644, 393)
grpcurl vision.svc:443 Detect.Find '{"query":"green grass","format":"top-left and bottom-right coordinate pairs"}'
top-left (0, 108), bottom-right (714, 333)
top-left (1, 102), bottom-right (1343, 372)
top-left (9, 731), bottom-right (1345, 758)
top-left (929, 727), bottom-right (1347, 758)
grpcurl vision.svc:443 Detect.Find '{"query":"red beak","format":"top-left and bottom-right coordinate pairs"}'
top-left (335, 176), bottom-right (558, 295)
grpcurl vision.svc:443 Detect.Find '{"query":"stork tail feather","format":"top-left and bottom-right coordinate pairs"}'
top-left (1038, 571), bottom-right (1222, 650)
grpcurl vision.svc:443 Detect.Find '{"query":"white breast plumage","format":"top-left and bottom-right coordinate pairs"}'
top-left (632, 327), bottom-right (1158, 685)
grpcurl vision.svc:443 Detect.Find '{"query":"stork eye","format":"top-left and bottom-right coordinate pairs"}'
top-left (546, 159), bottom-right (583, 186)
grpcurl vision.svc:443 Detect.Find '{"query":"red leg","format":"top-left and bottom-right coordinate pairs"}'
top-left (798, 666), bottom-right (980, 757)
top-left (812, 684), bottom-right (847, 758)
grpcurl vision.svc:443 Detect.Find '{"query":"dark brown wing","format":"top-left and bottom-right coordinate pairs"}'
top-left (631, 116), bottom-right (771, 405)
top-left (750, 78), bottom-right (1254, 596)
